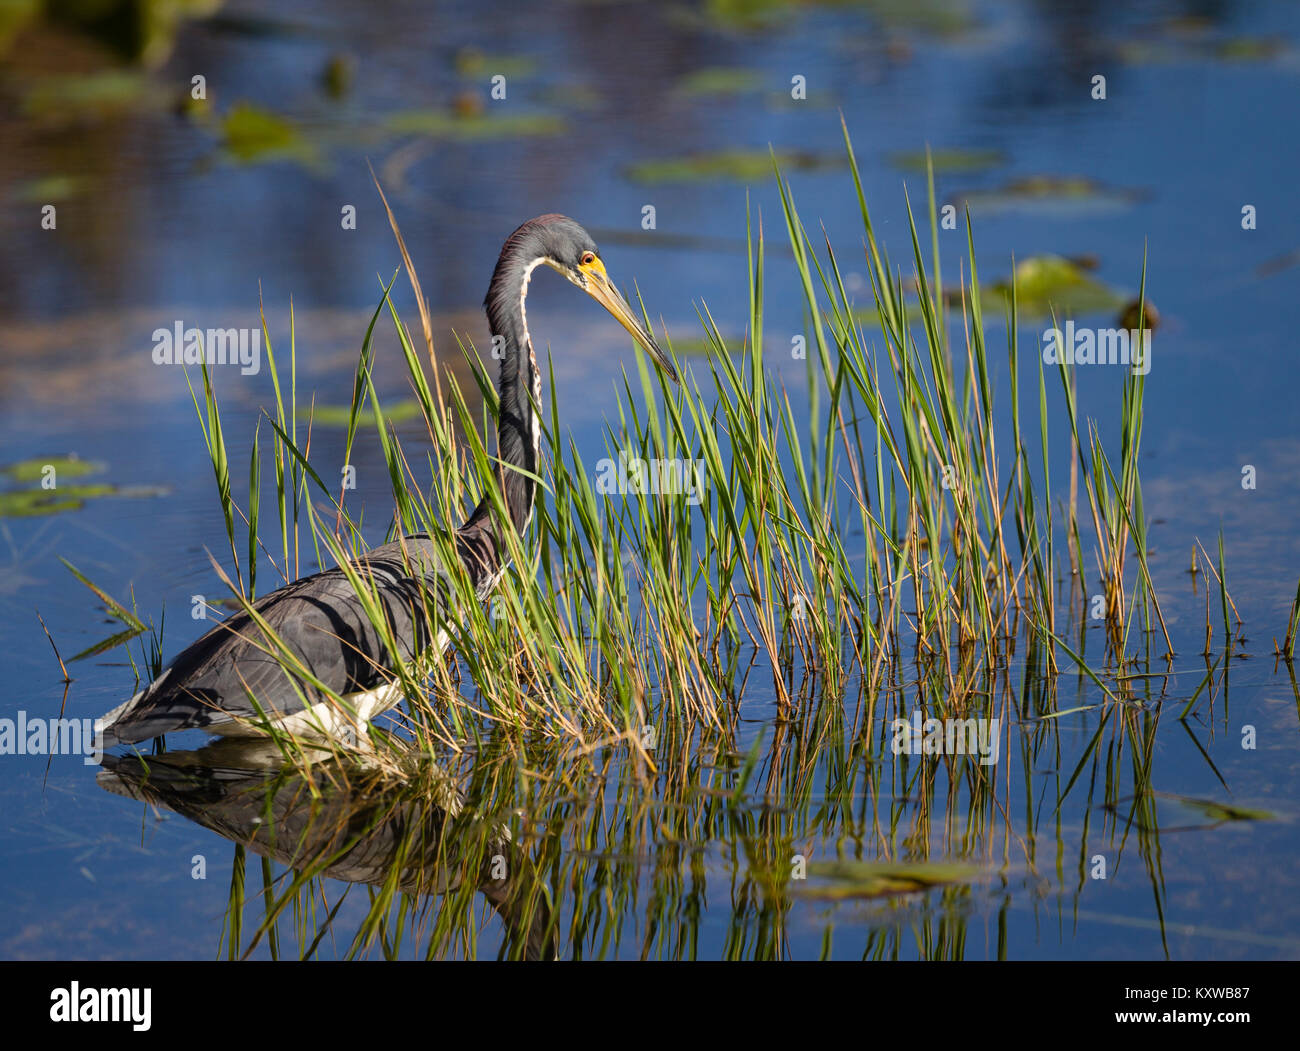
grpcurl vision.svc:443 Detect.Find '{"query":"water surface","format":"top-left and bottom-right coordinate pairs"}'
top-left (1, 0), bottom-right (1298, 959)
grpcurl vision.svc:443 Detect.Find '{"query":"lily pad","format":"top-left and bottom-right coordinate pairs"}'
top-left (0, 458), bottom-right (167, 517)
top-left (300, 399), bottom-right (426, 427)
top-left (220, 102), bottom-right (321, 166)
top-left (0, 491), bottom-right (88, 517)
top-left (1, 484), bottom-right (116, 518)
top-left (625, 149), bottom-right (840, 184)
top-left (852, 256), bottom-right (1126, 326)
top-left (16, 175), bottom-right (92, 203)
top-left (675, 67), bottom-right (765, 97)
top-left (801, 859), bottom-right (981, 899)
top-left (979, 254), bottom-right (1127, 318)
top-left (888, 148), bottom-right (1005, 174)
top-left (21, 72), bottom-right (156, 120)
top-left (383, 109), bottom-right (564, 140)
top-left (951, 176), bottom-right (1144, 217)
top-left (1, 456), bottom-right (102, 482)
top-left (685, 0), bottom-right (973, 34)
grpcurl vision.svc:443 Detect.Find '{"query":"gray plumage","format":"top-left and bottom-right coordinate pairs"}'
top-left (98, 538), bottom-right (466, 745)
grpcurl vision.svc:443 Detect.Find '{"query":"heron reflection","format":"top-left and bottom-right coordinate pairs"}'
top-left (98, 740), bottom-right (558, 960)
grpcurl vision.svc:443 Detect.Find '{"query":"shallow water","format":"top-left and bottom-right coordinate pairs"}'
top-left (1, 0), bottom-right (1299, 959)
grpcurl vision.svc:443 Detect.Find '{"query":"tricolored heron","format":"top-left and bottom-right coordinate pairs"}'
top-left (97, 215), bottom-right (677, 747)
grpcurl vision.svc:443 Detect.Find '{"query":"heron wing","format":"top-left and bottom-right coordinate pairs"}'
top-left (102, 540), bottom-right (454, 744)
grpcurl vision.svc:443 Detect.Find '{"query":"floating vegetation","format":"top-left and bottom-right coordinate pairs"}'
top-left (300, 399), bottom-right (426, 427)
top-left (677, 0), bottom-right (974, 34)
top-left (951, 175), bottom-right (1145, 217)
top-left (978, 254), bottom-right (1127, 318)
top-left (625, 149), bottom-right (840, 183)
top-left (219, 103), bottom-right (323, 167)
top-left (802, 860), bottom-right (983, 899)
top-left (2, 456), bottom-right (102, 482)
top-left (853, 254), bottom-right (1126, 326)
top-left (0, 457), bottom-right (165, 517)
top-left (382, 108), bottom-right (564, 140)
top-left (1214, 37), bottom-right (1288, 62)
top-left (0, 485), bottom-right (113, 518)
top-left (20, 71), bottom-right (157, 121)
top-left (674, 67), bottom-right (765, 97)
top-left (14, 175), bottom-right (92, 202)
top-left (1115, 35), bottom-right (1290, 66)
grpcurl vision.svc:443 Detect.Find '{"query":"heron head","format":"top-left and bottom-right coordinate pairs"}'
top-left (530, 216), bottom-right (679, 384)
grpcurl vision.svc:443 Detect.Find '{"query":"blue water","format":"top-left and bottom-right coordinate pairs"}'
top-left (1, 0), bottom-right (1298, 959)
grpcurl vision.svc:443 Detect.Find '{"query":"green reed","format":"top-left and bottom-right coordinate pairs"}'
top-left (73, 126), bottom-right (1283, 784)
top-left (161, 642), bottom-right (1273, 961)
top-left (60, 126), bottom-right (1300, 962)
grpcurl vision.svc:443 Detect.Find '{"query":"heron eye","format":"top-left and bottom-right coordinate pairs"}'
top-left (581, 252), bottom-right (596, 266)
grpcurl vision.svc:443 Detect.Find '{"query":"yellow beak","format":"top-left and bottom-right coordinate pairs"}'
top-left (580, 262), bottom-right (679, 384)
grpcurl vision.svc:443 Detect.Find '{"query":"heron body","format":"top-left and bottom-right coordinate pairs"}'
top-left (98, 215), bottom-right (676, 748)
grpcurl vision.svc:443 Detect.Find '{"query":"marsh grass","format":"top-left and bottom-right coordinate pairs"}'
top-left (76, 127), bottom-right (1298, 958)
top-left (107, 644), bottom-right (1269, 960)
top-left (75, 127), bottom-right (1274, 764)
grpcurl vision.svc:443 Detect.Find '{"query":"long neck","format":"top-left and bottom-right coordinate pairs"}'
top-left (463, 255), bottom-right (545, 540)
